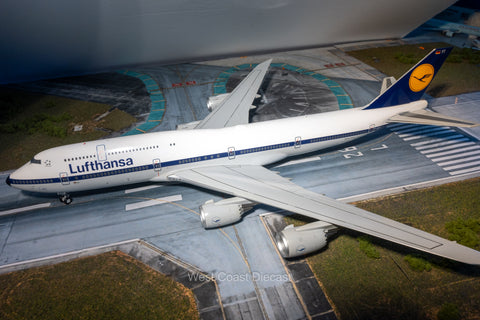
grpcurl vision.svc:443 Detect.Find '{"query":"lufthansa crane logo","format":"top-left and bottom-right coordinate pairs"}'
top-left (409, 63), bottom-right (434, 92)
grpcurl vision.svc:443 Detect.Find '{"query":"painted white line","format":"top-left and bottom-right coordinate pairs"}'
top-left (437, 155), bottom-right (480, 167)
top-left (125, 185), bottom-right (162, 194)
top-left (397, 127), bottom-right (450, 138)
top-left (0, 202), bottom-right (51, 216)
top-left (415, 137), bottom-right (469, 150)
top-left (420, 141), bottom-right (475, 154)
top-left (449, 166), bottom-right (480, 176)
top-left (425, 145), bottom-right (480, 158)
top-left (430, 150), bottom-right (480, 162)
top-left (398, 126), bottom-right (448, 138)
top-left (274, 156), bottom-right (321, 167)
top-left (394, 125), bottom-right (429, 134)
top-left (403, 129), bottom-right (456, 141)
top-left (125, 195), bottom-right (183, 211)
top-left (387, 123), bottom-right (416, 130)
top-left (338, 171), bottom-right (480, 203)
top-left (444, 160), bottom-right (480, 171)
top-left (410, 134), bottom-right (464, 147)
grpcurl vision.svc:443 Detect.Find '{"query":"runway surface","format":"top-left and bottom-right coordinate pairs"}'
top-left (2, 43), bottom-right (480, 320)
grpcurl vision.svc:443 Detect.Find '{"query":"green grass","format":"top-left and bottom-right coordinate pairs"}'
top-left (0, 251), bottom-right (199, 320)
top-left (288, 178), bottom-right (480, 320)
top-left (348, 43), bottom-right (480, 97)
top-left (0, 88), bottom-right (137, 171)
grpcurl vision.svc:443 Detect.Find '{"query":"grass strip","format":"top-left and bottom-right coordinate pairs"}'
top-left (0, 88), bottom-right (136, 171)
top-left (288, 178), bottom-right (480, 319)
top-left (0, 251), bottom-right (199, 320)
top-left (348, 42), bottom-right (480, 97)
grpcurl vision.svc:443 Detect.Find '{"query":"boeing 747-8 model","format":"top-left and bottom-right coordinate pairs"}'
top-left (6, 48), bottom-right (480, 265)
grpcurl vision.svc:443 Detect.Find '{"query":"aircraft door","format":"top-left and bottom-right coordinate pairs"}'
top-left (228, 147), bottom-right (235, 160)
top-left (294, 136), bottom-right (302, 149)
top-left (153, 159), bottom-right (161, 172)
top-left (96, 144), bottom-right (107, 161)
top-left (60, 172), bottom-right (70, 185)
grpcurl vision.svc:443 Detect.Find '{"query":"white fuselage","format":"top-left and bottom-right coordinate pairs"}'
top-left (7, 100), bottom-right (427, 194)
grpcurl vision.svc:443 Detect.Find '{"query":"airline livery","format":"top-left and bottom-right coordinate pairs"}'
top-left (6, 48), bottom-right (480, 265)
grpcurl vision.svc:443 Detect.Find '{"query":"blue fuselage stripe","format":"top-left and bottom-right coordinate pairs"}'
top-left (10, 128), bottom-right (373, 186)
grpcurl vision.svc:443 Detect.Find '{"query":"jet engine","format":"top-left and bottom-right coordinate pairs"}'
top-left (275, 221), bottom-right (338, 258)
top-left (207, 93), bottom-right (260, 111)
top-left (200, 197), bottom-right (255, 229)
top-left (207, 93), bottom-right (230, 111)
top-left (442, 30), bottom-right (454, 37)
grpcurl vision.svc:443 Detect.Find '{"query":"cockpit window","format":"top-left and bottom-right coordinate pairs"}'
top-left (30, 157), bottom-right (41, 165)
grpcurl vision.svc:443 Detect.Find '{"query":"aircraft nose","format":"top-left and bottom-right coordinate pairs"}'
top-left (6, 175), bottom-right (11, 186)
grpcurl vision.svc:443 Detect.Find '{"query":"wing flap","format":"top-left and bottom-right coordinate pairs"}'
top-left (388, 109), bottom-right (479, 127)
top-left (169, 165), bottom-right (480, 265)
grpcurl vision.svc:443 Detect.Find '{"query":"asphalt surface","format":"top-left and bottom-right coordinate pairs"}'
top-left (1, 42), bottom-right (480, 320)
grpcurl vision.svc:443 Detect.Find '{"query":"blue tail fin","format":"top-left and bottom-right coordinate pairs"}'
top-left (363, 47), bottom-right (452, 110)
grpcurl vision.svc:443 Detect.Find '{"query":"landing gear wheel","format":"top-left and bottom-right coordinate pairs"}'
top-left (59, 194), bottom-right (72, 205)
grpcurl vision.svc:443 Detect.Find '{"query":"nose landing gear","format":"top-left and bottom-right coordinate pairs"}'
top-left (59, 194), bottom-right (72, 205)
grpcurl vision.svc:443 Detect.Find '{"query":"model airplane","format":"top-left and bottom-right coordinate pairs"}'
top-left (6, 47), bottom-right (480, 265)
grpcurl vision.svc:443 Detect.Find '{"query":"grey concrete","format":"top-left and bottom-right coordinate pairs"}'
top-left (263, 214), bottom-right (337, 320)
top-left (429, 92), bottom-right (480, 140)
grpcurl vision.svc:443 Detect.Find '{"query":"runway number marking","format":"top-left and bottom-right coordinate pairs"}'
top-left (341, 144), bottom-right (389, 159)
top-left (340, 146), bottom-right (363, 159)
top-left (370, 144), bottom-right (389, 151)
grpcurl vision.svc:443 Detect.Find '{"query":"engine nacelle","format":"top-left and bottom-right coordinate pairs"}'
top-left (442, 30), bottom-right (454, 37)
top-left (207, 93), bottom-right (230, 111)
top-left (176, 120), bottom-right (201, 130)
top-left (200, 197), bottom-right (254, 229)
top-left (275, 221), bottom-right (337, 258)
top-left (207, 93), bottom-right (260, 111)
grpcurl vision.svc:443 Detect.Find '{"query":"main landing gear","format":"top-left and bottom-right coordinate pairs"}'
top-left (59, 193), bottom-right (73, 205)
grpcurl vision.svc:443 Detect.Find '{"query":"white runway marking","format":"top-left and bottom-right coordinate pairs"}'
top-left (125, 195), bottom-right (183, 211)
top-left (0, 203), bottom-right (51, 216)
top-left (403, 129), bottom-right (456, 141)
top-left (425, 145), bottom-right (480, 158)
top-left (124, 185), bottom-right (162, 194)
top-left (420, 141), bottom-right (475, 154)
top-left (398, 126), bottom-right (448, 137)
top-left (410, 134), bottom-right (464, 147)
top-left (430, 150), bottom-right (480, 163)
top-left (389, 124), bottom-right (480, 176)
top-left (415, 137), bottom-right (469, 150)
top-left (274, 156), bottom-right (321, 167)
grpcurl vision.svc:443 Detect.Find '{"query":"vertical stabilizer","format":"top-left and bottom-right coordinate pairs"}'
top-left (363, 47), bottom-right (452, 110)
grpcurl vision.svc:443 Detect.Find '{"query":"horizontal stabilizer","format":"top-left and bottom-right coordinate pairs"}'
top-left (388, 109), bottom-right (479, 128)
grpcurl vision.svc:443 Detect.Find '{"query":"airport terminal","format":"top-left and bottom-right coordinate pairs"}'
top-left (1, 1), bottom-right (480, 319)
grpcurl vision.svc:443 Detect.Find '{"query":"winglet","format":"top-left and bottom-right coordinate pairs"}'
top-left (195, 59), bottom-right (272, 129)
top-left (363, 47), bottom-right (452, 110)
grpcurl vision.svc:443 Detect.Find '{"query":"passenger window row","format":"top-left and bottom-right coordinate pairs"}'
top-left (63, 145), bottom-right (160, 162)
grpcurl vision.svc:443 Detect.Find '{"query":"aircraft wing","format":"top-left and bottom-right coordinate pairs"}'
top-left (195, 59), bottom-right (272, 129)
top-left (169, 165), bottom-right (480, 265)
